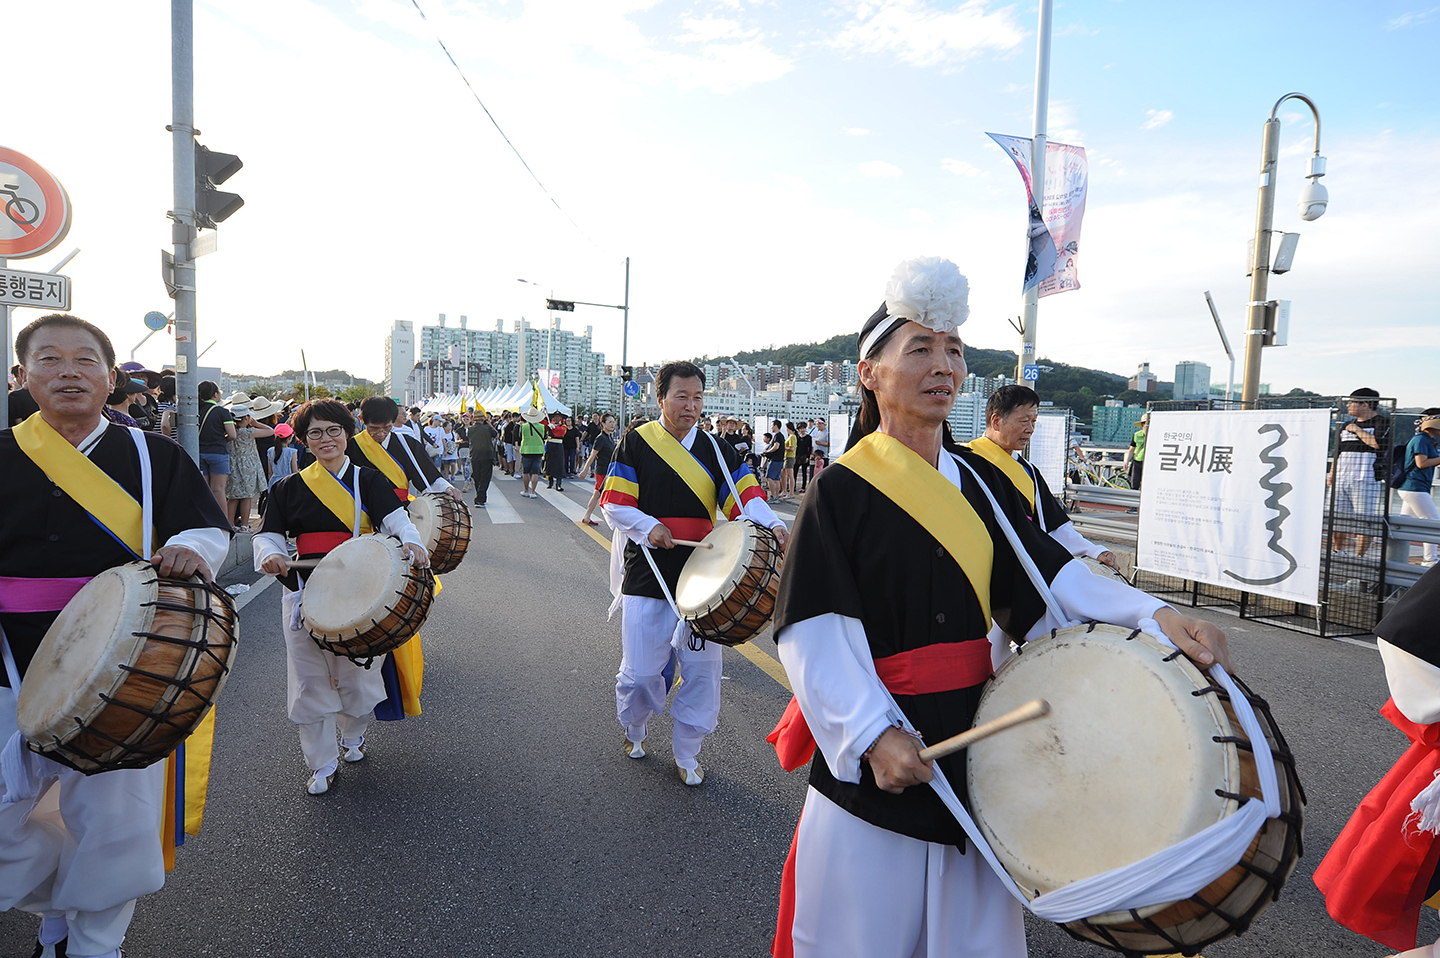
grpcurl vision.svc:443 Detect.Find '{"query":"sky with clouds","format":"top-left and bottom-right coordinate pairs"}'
top-left (7, 1), bottom-right (1440, 404)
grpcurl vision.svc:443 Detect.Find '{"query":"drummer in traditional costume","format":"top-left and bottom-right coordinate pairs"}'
top-left (766, 258), bottom-right (1230, 958)
top-left (346, 395), bottom-right (462, 505)
top-left (253, 399), bottom-right (429, 795)
top-left (600, 361), bottom-right (788, 785)
top-left (968, 383), bottom-right (1118, 569)
top-left (0, 314), bottom-right (231, 958)
top-left (1315, 564), bottom-right (1440, 957)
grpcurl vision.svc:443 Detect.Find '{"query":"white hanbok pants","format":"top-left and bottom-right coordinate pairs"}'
top-left (282, 590), bottom-right (385, 772)
top-left (0, 687), bottom-right (163, 956)
top-left (790, 787), bottom-right (1025, 958)
top-left (615, 595), bottom-right (721, 768)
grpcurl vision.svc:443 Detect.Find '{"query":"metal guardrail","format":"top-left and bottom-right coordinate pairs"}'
top-left (1064, 483), bottom-right (1440, 590)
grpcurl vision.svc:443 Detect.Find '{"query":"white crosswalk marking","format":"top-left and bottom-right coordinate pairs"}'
top-left (480, 484), bottom-right (523, 524)
top-left (537, 485), bottom-right (589, 522)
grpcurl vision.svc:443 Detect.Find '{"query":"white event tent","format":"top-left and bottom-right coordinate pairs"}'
top-left (417, 379), bottom-right (572, 417)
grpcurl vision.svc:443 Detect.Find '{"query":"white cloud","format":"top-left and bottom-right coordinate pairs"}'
top-left (1387, 6), bottom-right (1440, 28)
top-left (1141, 109), bottom-right (1174, 130)
top-left (860, 160), bottom-right (904, 177)
top-left (829, 0), bottom-right (1026, 69)
top-left (846, 127), bottom-right (873, 136)
top-left (677, 16), bottom-right (757, 44)
top-left (942, 158), bottom-right (981, 176)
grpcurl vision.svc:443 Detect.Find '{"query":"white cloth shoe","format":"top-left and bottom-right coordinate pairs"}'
top-left (307, 765), bottom-right (337, 795)
top-left (624, 734), bottom-right (646, 759)
top-left (677, 762), bottom-right (705, 786)
top-left (342, 738), bottom-right (365, 763)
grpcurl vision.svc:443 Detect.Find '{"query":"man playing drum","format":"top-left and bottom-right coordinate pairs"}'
top-left (968, 384), bottom-right (1118, 569)
top-left (766, 258), bottom-right (1230, 958)
top-left (601, 361), bottom-right (789, 785)
top-left (254, 399), bottom-right (430, 796)
top-left (0, 314), bottom-right (231, 958)
top-left (346, 396), bottom-right (462, 505)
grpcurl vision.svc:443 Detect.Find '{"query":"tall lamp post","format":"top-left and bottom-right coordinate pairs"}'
top-left (1241, 92), bottom-right (1328, 405)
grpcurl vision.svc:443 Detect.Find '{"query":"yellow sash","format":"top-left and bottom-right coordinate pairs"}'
top-left (638, 420), bottom-right (717, 517)
top-left (13, 413), bottom-right (145, 554)
top-left (965, 436), bottom-right (1037, 512)
top-left (838, 432), bottom-right (995, 627)
top-left (300, 461), bottom-right (374, 534)
top-left (355, 430), bottom-right (409, 491)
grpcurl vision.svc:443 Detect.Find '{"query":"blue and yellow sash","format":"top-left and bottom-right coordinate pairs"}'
top-left (355, 430), bottom-right (411, 494)
top-left (637, 421), bottom-right (718, 516)
top-left (300, 461), bottom-right (374, 533)
top-left (12, 413), bottom-right (216, 871)
top-left (839, 432), bottom-right (995, 628)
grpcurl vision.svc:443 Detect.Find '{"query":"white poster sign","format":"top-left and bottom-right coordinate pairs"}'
top-left (1030, 413), bottom-right (1069, 489)
top-left (1137, 409), bottom-right (1330, 605)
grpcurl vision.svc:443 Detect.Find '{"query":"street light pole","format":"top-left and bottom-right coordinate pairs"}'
top-left (1241, 92), bottom-right (1324, 406)
top-left (1016, 0), bottom-right (1053, 389)
top-left (171, 0), bottom-right (200, 460)
top-left (621, 256), bottom-right (630, 426)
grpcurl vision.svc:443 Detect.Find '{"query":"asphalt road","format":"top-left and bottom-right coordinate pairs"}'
top-left (2, 474), bottom-right (1430, 957)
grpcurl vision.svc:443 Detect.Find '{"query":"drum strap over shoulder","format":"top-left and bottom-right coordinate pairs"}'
top-left (838, 432), bottom-right (995, 627)
top-left (13, 412), bottom-right (146, 556)
top-left (300, 461), bottom-right (373, 535)
top-left (638, 421), bottom-right (717, 518)
top-left (965, 436), bottom-right (1039, 516)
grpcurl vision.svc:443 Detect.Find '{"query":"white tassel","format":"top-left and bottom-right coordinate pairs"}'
top-left (1408, 770), bottom-right (1440, 836)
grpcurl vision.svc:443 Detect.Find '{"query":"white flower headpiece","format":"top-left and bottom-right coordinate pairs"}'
top-left (861, 256), bottom-right (970, 359)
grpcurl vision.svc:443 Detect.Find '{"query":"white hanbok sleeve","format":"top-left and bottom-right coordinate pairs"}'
top-left (1379, 638), bottom-right (1440, 725)
top-left (740, 495), bottom-right (785, 532)
top-left (162, 527), bottom-right (231, 579)
top-left (252, 531), bottom-right (290, 572)
top-left (1034, 560), bottom-right (1167, 640)
top-left (776, 613), bottom-right (895, 785)
top-left (1048, 521), bottom-right (1109, 560)
top-left (379, 509), bottom-right (425, 551)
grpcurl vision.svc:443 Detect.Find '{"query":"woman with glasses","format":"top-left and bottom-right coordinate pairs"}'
top-left (253, 399), bottom-right (430, 795)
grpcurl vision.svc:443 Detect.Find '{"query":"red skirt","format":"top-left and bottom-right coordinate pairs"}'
top-left (1314, 698), bottom-right (1440, 950)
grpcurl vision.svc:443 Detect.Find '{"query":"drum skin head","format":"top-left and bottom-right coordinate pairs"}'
top-left (409, 495), bottom-right (441, 552)
top-left (675, 520), bottom-right (753, 617)
top-left (17, 564), bottom-right (155, 739)
top-left (967, 623), bottom-right (1239, 900)
top-left (301, 536), bottom-right (407, 636)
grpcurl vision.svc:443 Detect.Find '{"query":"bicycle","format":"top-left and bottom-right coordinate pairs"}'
top-left (1067, 448), bottom-right (1131, 490)
top-left (1, 182), bottom-right (39, 227)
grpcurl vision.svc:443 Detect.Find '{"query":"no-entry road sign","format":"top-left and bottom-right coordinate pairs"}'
top-left (0, 147), bottom-right (73, 260)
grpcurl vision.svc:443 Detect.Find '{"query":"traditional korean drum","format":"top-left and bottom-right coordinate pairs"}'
top-left (674, 519), bottom-right (783, 646)
top-left (966, 622), bottom-right (1304, 954)
top-left (409, 492), bottom-right (471, 574)
top-left (17, 562), bottom-right (239, 774)
top-left (300, 535), bottom-right (434, 663)
top-left (1080, 555), bottom-right (1128, 583)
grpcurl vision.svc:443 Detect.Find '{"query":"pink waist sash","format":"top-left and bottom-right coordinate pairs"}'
top-left (0, 575), bottom-right (94, 614)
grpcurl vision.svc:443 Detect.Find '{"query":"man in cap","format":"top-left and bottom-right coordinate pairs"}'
top-left (600, 361), bottom-right (788, 785)
top-left (1123, 412), bottom-right (1148, 491)
top-left (765, 257), bottom-right (1229, 958)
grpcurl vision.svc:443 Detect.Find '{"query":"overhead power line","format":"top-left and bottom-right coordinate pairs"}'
top-left (408, 0), bottom-right (599, 248)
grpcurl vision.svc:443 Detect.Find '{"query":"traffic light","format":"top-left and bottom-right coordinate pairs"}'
top-left (621, 366), bottom-right (633, 382)
top-left (194, 144), bottom-right (243, 229)
top-left (546, 299), bottom-right (575, 312)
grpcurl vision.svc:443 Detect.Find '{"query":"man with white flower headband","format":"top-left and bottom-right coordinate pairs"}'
top-left (765, 256), bottom-right (1232, 957)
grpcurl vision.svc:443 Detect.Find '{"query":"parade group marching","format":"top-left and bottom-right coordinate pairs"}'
top-left (4, 258), bottom-right (1440, 958)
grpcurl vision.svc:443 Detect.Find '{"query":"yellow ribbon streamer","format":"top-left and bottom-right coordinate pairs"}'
top-left (13, 413), bottom-right (145, 554)
top-left (637, 421), bottom-right (717, 518)
top-left (300, 461), bottom-right (374, 534)
top-left (355, 430), bottom-right (409, 491)
top-left (965, 435), bottom-right (1037, 512)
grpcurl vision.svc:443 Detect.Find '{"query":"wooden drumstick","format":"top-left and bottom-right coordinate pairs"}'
top-left (283, 558), bottom-right (323, 569)
top-left (670, 539), bottom-right (715, 549)
top-left (916, 698), bottom-right (1051, 762)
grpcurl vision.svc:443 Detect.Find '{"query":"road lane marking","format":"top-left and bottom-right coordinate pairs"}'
top-left (481, 485), bottom-right (523, 524)
top-left (231, 573), bottom-right (277, 612)
top-left (580, 518), bottom-right (792, 691)
top-left (537, 485), bottom-right (587, 521)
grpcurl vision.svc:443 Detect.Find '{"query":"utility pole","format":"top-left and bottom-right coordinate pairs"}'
top-left (1015, 0), bottom-right (1053, 390)
top-left (170, 0), bottom-right (200, 460)
top-left (620, 256), bottom-right (630, 426)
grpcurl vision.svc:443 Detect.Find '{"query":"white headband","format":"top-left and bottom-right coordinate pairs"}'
top-left (860, 315), bottom-right (906, 361)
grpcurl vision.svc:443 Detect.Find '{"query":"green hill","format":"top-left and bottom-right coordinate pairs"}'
top-left (695, 335), bottom-right (1146, 423)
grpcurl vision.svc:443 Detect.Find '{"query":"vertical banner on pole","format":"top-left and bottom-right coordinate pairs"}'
top-left (1136, 409), bottom-right (1330, 604)
top-left (987, 133), bottom-right (1089, 298)
top-left (1030, 412), bottom-right (1069, 487)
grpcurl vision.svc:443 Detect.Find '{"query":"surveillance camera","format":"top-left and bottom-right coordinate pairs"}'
top-left (1298, 178), bottom-right (1328, 221)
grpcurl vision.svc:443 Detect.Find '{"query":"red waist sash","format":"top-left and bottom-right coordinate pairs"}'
top-left (296, 532), bottom-right (351, 557)
top-left (0, 575), bottom-right (95, 614)
top-left (767, 640), bottom-right (993, 773)
top-left (656, 516), bottom-right (715, 544)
